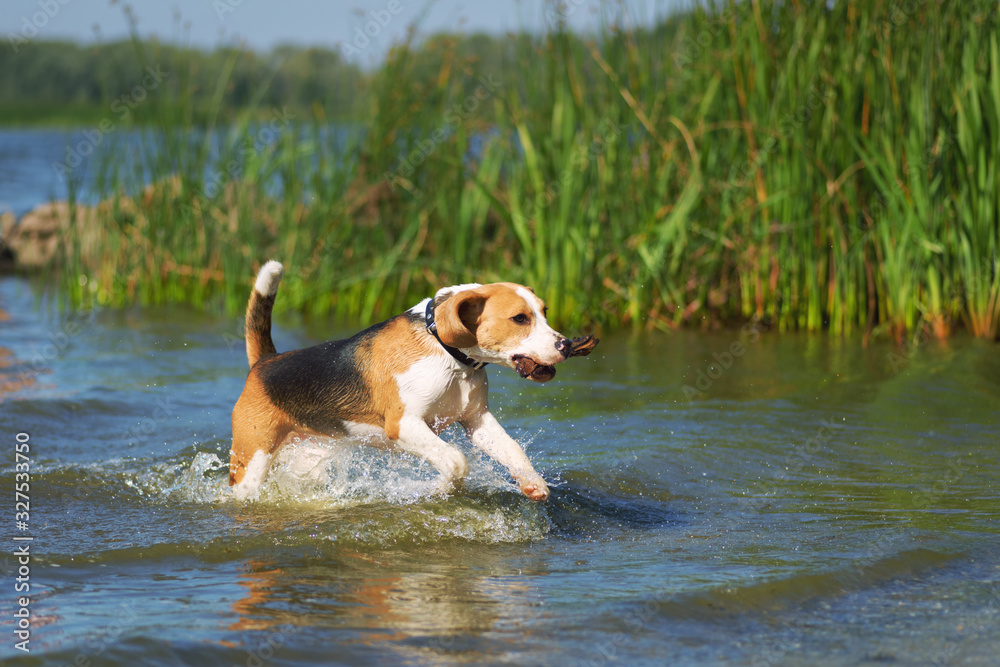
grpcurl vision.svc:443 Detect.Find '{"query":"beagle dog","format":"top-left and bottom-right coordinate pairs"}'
top-left (230, 261), bottom-right (575, 502)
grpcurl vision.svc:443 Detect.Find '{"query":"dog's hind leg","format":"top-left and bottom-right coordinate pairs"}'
top-left (231, 450), bottom-right (274, 501)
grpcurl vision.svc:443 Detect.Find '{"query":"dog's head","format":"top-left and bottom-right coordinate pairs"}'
top-left (433, 283), bottom-right (570, 382)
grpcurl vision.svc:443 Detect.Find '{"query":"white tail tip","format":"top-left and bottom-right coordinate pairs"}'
top-left (254, 260), bottom-right (283, 296)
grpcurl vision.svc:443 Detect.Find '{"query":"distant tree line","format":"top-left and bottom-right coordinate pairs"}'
top-left (0, 6), bottom-right (694, 127)
top-left (0, 28), bottom-right (598, 125)
top-left (0, 38), bottom-right (371, 123)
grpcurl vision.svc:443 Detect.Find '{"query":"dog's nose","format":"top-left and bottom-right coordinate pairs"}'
top-left (555, 338), bottom-right (572, 358)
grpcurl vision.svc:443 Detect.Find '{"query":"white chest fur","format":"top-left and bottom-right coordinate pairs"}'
top-left (394, 355), bottom-right (486, 433)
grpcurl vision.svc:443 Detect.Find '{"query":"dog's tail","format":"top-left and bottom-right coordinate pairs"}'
top-left (245, 260), bottom-right (283, 367)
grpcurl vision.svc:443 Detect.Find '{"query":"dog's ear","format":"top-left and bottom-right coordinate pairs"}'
top-left (435, 291), bottom-right (485, 348)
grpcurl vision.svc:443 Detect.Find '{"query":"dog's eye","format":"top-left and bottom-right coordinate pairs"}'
top-left (511, 314), bottom-right (530, 325)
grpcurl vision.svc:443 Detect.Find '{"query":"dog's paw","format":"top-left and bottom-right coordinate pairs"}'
top-left (519, 479), bottom-right (550, 502)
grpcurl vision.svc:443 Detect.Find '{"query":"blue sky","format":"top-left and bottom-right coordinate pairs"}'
top-left (5, 0), bottom-right (687, 66)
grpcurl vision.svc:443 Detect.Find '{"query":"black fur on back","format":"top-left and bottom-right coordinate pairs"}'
top-left (255, 318), bottom-right (394, 433)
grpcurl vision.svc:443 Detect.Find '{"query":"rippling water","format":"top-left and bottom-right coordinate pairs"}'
top-left (1, 275), bottom-right (999, 666)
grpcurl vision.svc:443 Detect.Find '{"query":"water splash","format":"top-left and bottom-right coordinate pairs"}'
top-left (256, 434), bottom-right (536, 506)
top-left (101, 433), bottom-right (533, 509)
top-left (37, 435), bottom-right (562, 547)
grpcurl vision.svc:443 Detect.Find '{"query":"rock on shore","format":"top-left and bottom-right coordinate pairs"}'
top-left (1, 200), bottom-right (111, 272)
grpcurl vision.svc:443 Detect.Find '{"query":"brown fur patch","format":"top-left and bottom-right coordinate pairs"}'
top-left (245, 290), bottom-right (277, 368)
top-left (230, 371), bottom-right (294, 484)
top-left (434, 291), bottom-right (484, 348)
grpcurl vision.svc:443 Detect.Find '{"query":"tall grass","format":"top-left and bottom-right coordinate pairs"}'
top-left (58, 0), bottom-right (1000, 340)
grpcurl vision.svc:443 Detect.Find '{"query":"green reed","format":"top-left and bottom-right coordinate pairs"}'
top-left (57, 0), bottom-right (1000, 340)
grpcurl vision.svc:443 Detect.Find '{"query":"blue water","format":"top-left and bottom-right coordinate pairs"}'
top-left (0, 124), bottom-right (357, 221)
top-left (2, 272), bottom-right (1000, 665)
top-left (0, 129), bottom-right (81, 216)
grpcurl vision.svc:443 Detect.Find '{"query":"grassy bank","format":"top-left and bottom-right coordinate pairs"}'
top-left (54, 0), bottom-right (1000, 341)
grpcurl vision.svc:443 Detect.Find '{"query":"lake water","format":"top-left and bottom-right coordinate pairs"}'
top-left (0, 129), bottom-right (80, 217)
top-left (0, 124), bottom-right (335, 219)
top-left (2, 272), bottom-right (999, 666)
top-left (2, 127), bottom-right (1000, 665)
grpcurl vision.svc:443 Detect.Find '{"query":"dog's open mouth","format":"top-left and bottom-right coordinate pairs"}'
top-left (512, 356), bottom-right (557, 382)
top-left (511, 337), bottom-right (600, 383)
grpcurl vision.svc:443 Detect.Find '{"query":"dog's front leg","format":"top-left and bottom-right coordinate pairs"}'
top-left (462, 411), bottom-right (549, 501)
top-left (393, 416), bottom-right (469, 496)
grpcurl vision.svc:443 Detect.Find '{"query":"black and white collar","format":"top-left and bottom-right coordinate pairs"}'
top-left (424, 299), bottom-right (487, 370)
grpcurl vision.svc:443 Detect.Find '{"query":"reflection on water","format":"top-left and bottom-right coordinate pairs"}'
top-left (228, 549), bottom-right (546, 661)
top-left (1, 274), bottom-right (999, 666)
top-left (0, 299), bottom-right (37, 396)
